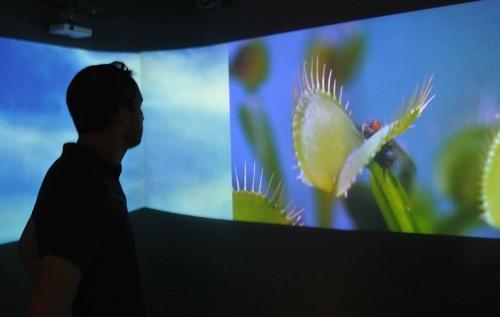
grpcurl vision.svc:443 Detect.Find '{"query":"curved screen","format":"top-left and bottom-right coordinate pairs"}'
top-left (229, 0), bottom-right (500, 237)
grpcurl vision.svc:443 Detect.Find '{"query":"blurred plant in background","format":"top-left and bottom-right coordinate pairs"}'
top-left (425, 120), bottom-right (498, 234)
top-left (433, 125), bottom-right (495, 234)
top-left (231, 41), bottom-right (270, 93)
top-left (230, 40), bottom-right (289, 223)
top-left (305, 24), bottom-right (365, 85)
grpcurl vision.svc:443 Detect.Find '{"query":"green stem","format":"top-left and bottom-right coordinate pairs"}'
top-left (369, 162), bottom-right (419, 233)
top-left (314, 189), bottom-right (335, 228)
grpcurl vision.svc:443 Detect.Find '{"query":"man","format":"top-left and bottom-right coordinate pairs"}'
top-left (17, 61), bottom-right (146, 317)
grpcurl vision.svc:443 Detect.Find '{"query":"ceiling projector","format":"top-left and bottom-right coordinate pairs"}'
top-left (49, 23), bottom-right (92, 39)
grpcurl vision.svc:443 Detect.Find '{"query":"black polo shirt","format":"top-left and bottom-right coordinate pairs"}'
top-left (32, 142), bottom-right (146, 317)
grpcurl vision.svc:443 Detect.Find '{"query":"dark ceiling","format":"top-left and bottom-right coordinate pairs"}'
top-left (0, 0), bottom-right (472, 52)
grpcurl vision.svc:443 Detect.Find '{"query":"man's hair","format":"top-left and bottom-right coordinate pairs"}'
top-left (66, 61), bottom-right (139, 134)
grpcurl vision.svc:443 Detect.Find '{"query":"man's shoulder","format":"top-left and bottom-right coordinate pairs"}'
top-left (46, 152), bottom-right (102, 185)
top-left (33, 154), bottom-right (111, 233)
top-left (37, 154), bottom-right (106, 208)
top-left (33, 143), bottom-right (125, 222)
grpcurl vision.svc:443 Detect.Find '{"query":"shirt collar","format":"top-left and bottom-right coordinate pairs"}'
top-left (61, 142), bottom-right (122, 178)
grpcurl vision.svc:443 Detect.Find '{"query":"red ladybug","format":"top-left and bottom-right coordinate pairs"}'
top-left (361, 119), bottom-right (405, 170)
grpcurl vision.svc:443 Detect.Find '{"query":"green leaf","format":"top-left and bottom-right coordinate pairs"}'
top-left (233, 191), bottom-right (294, 225)
top-left (481, 129), bottom-right (500, 228)
top-left (337, 124), bottom-right (392, 197)
top-left (293, 58), bottom-right (362, 193)
top-left (389, 77), bottom-right (434, 137)
top-left (437, 125), bottom-right (495, 210)
top-left (232, 165), bottom-right (302, 225)
top-left (369, 162), bottom-right (419, 233)
top-left (336, 77), bottom-right (434, 197)
top-left (233, 163), bottom-right (303, 225)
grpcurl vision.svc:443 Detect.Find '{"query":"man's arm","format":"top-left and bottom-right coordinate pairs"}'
top-left (24, 255), bottom-right (82, 317)
top-left (18, 216), bottom-right (40, 277)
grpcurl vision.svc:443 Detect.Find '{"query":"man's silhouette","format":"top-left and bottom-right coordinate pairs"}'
top-left (18, 61), bottom-right (146, 317)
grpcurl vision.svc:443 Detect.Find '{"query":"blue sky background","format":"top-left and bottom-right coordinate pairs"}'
top-left (229, 1), bottom-right (500, 237)
top-left (0, 39), bottom-right (231, 244)
top-left (140, 46), bottom-right (232, 219)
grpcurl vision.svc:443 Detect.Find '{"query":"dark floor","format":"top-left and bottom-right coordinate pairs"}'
top-left (2, 208), bottom-right (500, 316)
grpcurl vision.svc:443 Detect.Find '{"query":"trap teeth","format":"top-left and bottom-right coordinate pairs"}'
top-left (233, 164), bottom-right (304, 225)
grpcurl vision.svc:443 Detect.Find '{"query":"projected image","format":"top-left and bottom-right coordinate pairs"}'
top-left (229, 1), bottom-right (500, 237)
top-left (0, 38), bottom-right (231, 244)
top-left (140, 47), bottom-right (232, 219)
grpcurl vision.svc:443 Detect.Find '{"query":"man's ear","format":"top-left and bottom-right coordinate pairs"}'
top-left (113, 104), bottom-right (131, 125)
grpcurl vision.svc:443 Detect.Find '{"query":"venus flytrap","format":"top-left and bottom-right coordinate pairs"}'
top-left (339, 81), bottom-right (433, 195)
top-left (232, 162), bottom-right (303, 226)
top-left (292, 59), bottom-right (363, 194)
top-left (481, 129), bottom-right (500, 228)
top-left (292, 58), bottom-right (434, 232)
top-left (433, 125), bottom-right (495, 234)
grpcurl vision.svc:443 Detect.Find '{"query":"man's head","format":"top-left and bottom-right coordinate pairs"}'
top-left (66, 61), bottom-right (144, 148)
